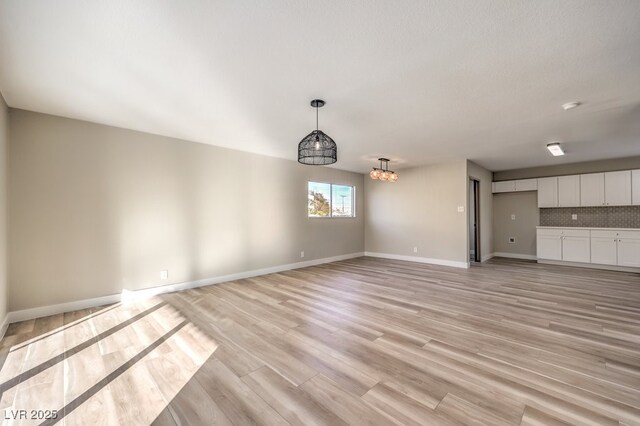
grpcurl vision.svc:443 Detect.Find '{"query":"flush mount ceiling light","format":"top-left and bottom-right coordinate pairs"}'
top-left (562, 101), bottom-right (581, 111)
top-left (297, 99), bottom-right (337, 165)
top-left (546, 142), bottom-right (565, 156)
top-left (370, 158), bottom-right (399, 182)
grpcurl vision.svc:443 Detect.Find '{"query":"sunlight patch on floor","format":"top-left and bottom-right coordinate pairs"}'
top-left (0, 297), bottom-right (217, 425)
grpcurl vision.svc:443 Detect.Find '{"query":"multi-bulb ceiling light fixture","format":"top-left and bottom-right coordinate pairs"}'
top-left (369, 158), bottom-right (398, 182)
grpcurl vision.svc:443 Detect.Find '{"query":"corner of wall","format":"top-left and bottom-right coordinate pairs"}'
top-left (0, 93), bottom-right (8, 338)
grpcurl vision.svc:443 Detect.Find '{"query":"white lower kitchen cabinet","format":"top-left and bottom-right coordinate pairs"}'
top-left (590, 235), bottom-right (617, 265)
top-left (562, 236), bottom-right (590, 263)
top-left (539, 227), bottom-right (640, 270)
top-left (536, 229), bottom-right (562, 260)
top-left (618, 234), bottom-right (640, 267)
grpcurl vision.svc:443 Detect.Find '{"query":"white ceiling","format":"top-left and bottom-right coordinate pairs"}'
top-left (1, 1), bottom-right (639, 173)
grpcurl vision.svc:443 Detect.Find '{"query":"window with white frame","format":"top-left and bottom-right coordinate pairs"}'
top-left (308, 181), bottom-right (355, 218)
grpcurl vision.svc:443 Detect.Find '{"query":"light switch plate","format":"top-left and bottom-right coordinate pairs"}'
top-left (511, 214), bottom-right (516, 220)
top-left (457, 206), bottom-right (464, 213)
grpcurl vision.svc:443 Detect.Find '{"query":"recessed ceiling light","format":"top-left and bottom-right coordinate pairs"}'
top-left (546, 142), bottom-right (565, 156)
top-left (562, 102), bottom-right (581, 111)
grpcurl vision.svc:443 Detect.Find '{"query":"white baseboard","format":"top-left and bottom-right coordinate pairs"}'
top-left (481, 253), bottom-right (495, 262)
top-left (4, 252), bottom-right (365, 325)
top-left (364, 252), bottom-right (469, 269)
top-left (121, 251), bottom-right (364, 302)
top-left (7, 293), bottom-right (122, 324)
top-left (537, 259), bottom-right (640, 273)
top-left (492, 252), bottom-right (538, 261)
top-left (0, 314), bottom-right (9, 341)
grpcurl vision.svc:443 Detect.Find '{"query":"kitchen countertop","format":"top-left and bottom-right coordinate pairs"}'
top-left (536, 226), bottom-right (640, 231)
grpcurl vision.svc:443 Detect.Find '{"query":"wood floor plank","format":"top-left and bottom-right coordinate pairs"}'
top-left (362, 382), bottom-right (457, 426)
top-left (194, 357), bottom-right (289, 425)
top-left (160, 377), bottom-right (232, 426)
top-left (299, 374), bottom-right (397, 425)
top-left (242, 366), bottom-right (347, 426)
top-left (435, 392), bottom-right (516, 426)
top-left (520, 405), bottom-right (571, 426)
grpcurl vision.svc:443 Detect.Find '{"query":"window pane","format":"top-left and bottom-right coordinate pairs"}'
top-left (308, 182), bottom-right (331, 217)
top-left (332, 185), bottom-right (354, 217)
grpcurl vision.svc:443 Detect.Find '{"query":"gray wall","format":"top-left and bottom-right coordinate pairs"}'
top-left (493, 191), bottom-right (539, 256)
top-left (494, 156), bottom-right (640, 181)
top-left (467, 161), bottom-right (493, 261)
top-left (0, 95), bottom-right (7, 324)
top-left (364, 160), bottom-right (468, 264)
top-left (9, 109), bottom-right (365, 311)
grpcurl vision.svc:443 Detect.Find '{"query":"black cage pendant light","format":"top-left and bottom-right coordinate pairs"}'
top-left (298, 99), bottom-right (337, 165)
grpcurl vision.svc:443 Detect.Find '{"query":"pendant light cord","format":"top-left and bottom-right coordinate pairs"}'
top-left (316, 105), bottom-right (319, 131)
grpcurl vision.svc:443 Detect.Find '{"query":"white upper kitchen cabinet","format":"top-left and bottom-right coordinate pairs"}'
top-left (604, 171), bottom-right (632, 206)
top-left (558, 175), bottom-right (580, 207)
top-left (515, 179), bottom-right (537, 191)
top-left (493, 181), bottom-right (516, 193)
top-left (632, 170), bottom-right (640, 205)
top-left (537, 177), bottom-right (558, 208)
top-left (580, 173), bottom-right (605, 206)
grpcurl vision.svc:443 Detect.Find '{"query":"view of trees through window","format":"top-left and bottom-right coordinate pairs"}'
top-left (308, 182), bottom-right (354, 217)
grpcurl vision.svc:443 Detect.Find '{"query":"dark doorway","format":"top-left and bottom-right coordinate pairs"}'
top-left (469, 179), bottom-right (480, 262)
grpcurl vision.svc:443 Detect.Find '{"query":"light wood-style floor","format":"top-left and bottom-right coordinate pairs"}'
top-left (1, 257), bottom-right (639, 425)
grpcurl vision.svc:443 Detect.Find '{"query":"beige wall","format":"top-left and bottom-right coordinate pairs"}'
top-left (8, 109), bottom-right (364, 311)
top-left (0, 95), bottom-right (7, 323)
top-left (494, 156), bottom-right (640, 181)
top-left (467, 161), bottom-right (493, 261)
top-left (364, 160), bottom-right (468, 264)
top-left (492, 191), bottom-right (539, 256)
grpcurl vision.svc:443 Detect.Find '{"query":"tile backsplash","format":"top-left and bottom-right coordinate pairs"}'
top-left (539, 206), bottom-right (640, 228)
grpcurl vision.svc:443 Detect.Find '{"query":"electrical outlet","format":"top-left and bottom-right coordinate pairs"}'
top-left (511, 214), bottom-right (516, 220)
top-left (572, 214), bottom-right (577, 220)
top-left (300, 251), bottom-right (305, 258)
top-left (508, 237), bottom-right (515, 244)
top-left (160, 270), bottom-right (168, 280)
top-left (413, 246), bottom-right (418, 253)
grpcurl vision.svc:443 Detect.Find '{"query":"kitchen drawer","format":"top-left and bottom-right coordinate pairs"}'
top-left (618, 230), bottom-right (640, 240)
top-left (537, 228), bottom-right (590, 237)
top-left (537, 228), bottom-right (563, 237)
top-left (590, 230), bottom-right (619, 239)
top-left (590, 230), bottom-right (640, 239)
top-left (561, 229), bottom-right (590, 238)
